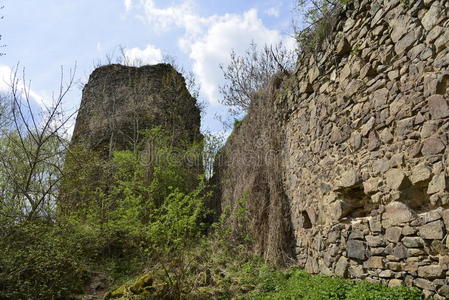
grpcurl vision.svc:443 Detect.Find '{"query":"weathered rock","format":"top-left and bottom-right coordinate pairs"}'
top-left (438, 285), bottom-right (449, 297)
top-left (364, 256), bottom-right (384, 269)
top-left (418, 265), bottom-right (444, 279)
top-left (347, 240), bottom-right (366, 260)
top-left (390, 15), bottom-right (411, 43)
top-left (388, 279), bottom-right (403, 287)
top-left (393, 243), bottom-right (408, 260)
top-left (428, 95), bottom-right (449, 119)
top-left (407, 248), bottom-right (425, 256)
top-left (305, 257), bottom-right (319, 274)
top-left (379, 270), bottom-right (393, 278)
top-left (427, 174), bottom-right (446, 195)
top-left (386, 227), bottom-right (402, 243)
top-left (414, 278), bottom-right (435, 291)
top-left (421, 136), bottom-right (445, 156)
top-left (418, 220), bottom-right (444, 239)
top-left (363, 178), bottom-right (380, 194)
top-left (382, 202), bottom-right (415, 227)
top-left (421, 3), bottom-right (442, 31)
top-left (372, 89), bottom-right (389, 109)
top-left (395, 30), bottom-right (418, 55)
top-left (335, 256), bottom-right (348, 277)
top-left (308, 65), bottom-right (320, 83)
top-left (442, 209), bottom-right (449, 229)
top-left (369, 216), bottom-right (382, 233)
top-left (402, 226), bottom-right (416, 236)
top-left (420, 210), bottom-right (442, 224)
top-left (410, 164), bottom-right (432, 185)
top-left (402, 237), bottom-right (425, 248)
top-left (337, 169), bottom-right (361, 188)
top-left (349, 229), bottom-right (365, 240)
top-left (348, 265), bottom-right (365, 278)
top-left (336, 38), bottom-right (351, 56)
top-left (366, 235), bottom-right (386, 247)
top-left (385, 169), bottom-right (407, 190)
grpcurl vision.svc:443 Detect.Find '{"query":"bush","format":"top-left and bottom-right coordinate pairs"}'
top-left (0, 126), bottom-right (209, 299)
top-left (0, 222), bottom-right (90, 300)
top-left (294, 0), bottom-right (346, 51)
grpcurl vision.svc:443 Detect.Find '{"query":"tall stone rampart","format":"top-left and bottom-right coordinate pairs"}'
top-left (214, 0), bottom-right (449, 296)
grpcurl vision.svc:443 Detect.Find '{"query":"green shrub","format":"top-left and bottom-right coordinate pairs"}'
top-left (0, 126), bottom-right (208, 299)
top-left (0, 222), bottom-right (90, 300)
top-left (243, 269), bottom-right (425, 300)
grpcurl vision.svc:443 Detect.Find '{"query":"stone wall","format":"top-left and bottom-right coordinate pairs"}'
top-left (214, 0), bottom-right (449, 297)
top-left (298, 204), bottom-right (449, 298)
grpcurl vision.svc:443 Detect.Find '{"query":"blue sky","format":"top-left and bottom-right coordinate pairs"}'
top-left (0, 0), bottom-right (297, 134)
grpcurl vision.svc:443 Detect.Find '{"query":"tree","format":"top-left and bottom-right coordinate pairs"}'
top-left (219, 41), bottom-right (296, 115)
top-left (0, 65), bottom-right (76, 225)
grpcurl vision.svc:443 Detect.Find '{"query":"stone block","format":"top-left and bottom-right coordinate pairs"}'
top-left (369, 216), bottom-right (382, 233)
top-left (418, 220), bottom-right (444, 240)
top-left (428, 95), bottom-right (449, 119)
top-left (415, 278), bottom-right (435, 290)
top-left (385, 169), bottom-right (407, 190)
top-left (393, 243), bottom-right (408, 260)
top-left (334, 256), bottom-right (348, 277)
top-left (427, 174), bottom-right (446, 195)
top-left (336, 38), bottom-right (351, 56)
top-left (421, 3), bottom-right (442, 31)
top-left (418, 265), bottom-right (444, 279)
top-left (410, 164), bottom-right (432, 185)
top-left (347, 240), bottom-right (366, 260)
top-left (364, 256), bottom-right (384, 269)
top-left (366, 235), bottom-right (386, 247)
top-left (421, 136), bottom-right (445, 156)
top-left (402, 237), bottom-right (424, 248)
top-left (388, 279), bottom-right (403, 287)
top-left (382, 202), bottom-right (415, 228)
top-left (386, 227), bottom-right (402, 243)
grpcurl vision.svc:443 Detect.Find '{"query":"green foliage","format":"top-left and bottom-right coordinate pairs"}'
top-left (243, 269), bottom-right (425, 300)
top-left (0, 126), bottom-right (208, 299)
top-left (295, 0), bottom-right (347, 51)
top-left (0, 222), bottom-right (89, 300)
top-left (234, 118), bottom-right (242, 128)
top-left (350, 44), bottom-right (361, 56)
top-left (399, 0), bottom-right (410, 7)
top-left (146, 181), bottom-right (208, 255)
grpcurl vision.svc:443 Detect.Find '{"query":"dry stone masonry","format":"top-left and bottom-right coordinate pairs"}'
top-left (214, 0), bottom-right (449, 297)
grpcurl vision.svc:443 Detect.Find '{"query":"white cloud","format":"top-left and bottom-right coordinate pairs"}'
top-left (137, 0), bottom-right (294, 104)
top-left (0, 65), bottom-right (47, 107)
top-left (140, 0), bottom-right (204, 34)
top-left (187, 9), bottom-right (283, 103)
top-left (123, 44), bottom-right (163, 66)
top-left (124, 0), bottom-right (133, 11)
top-left (265, 6), bottom-right (280, 17)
